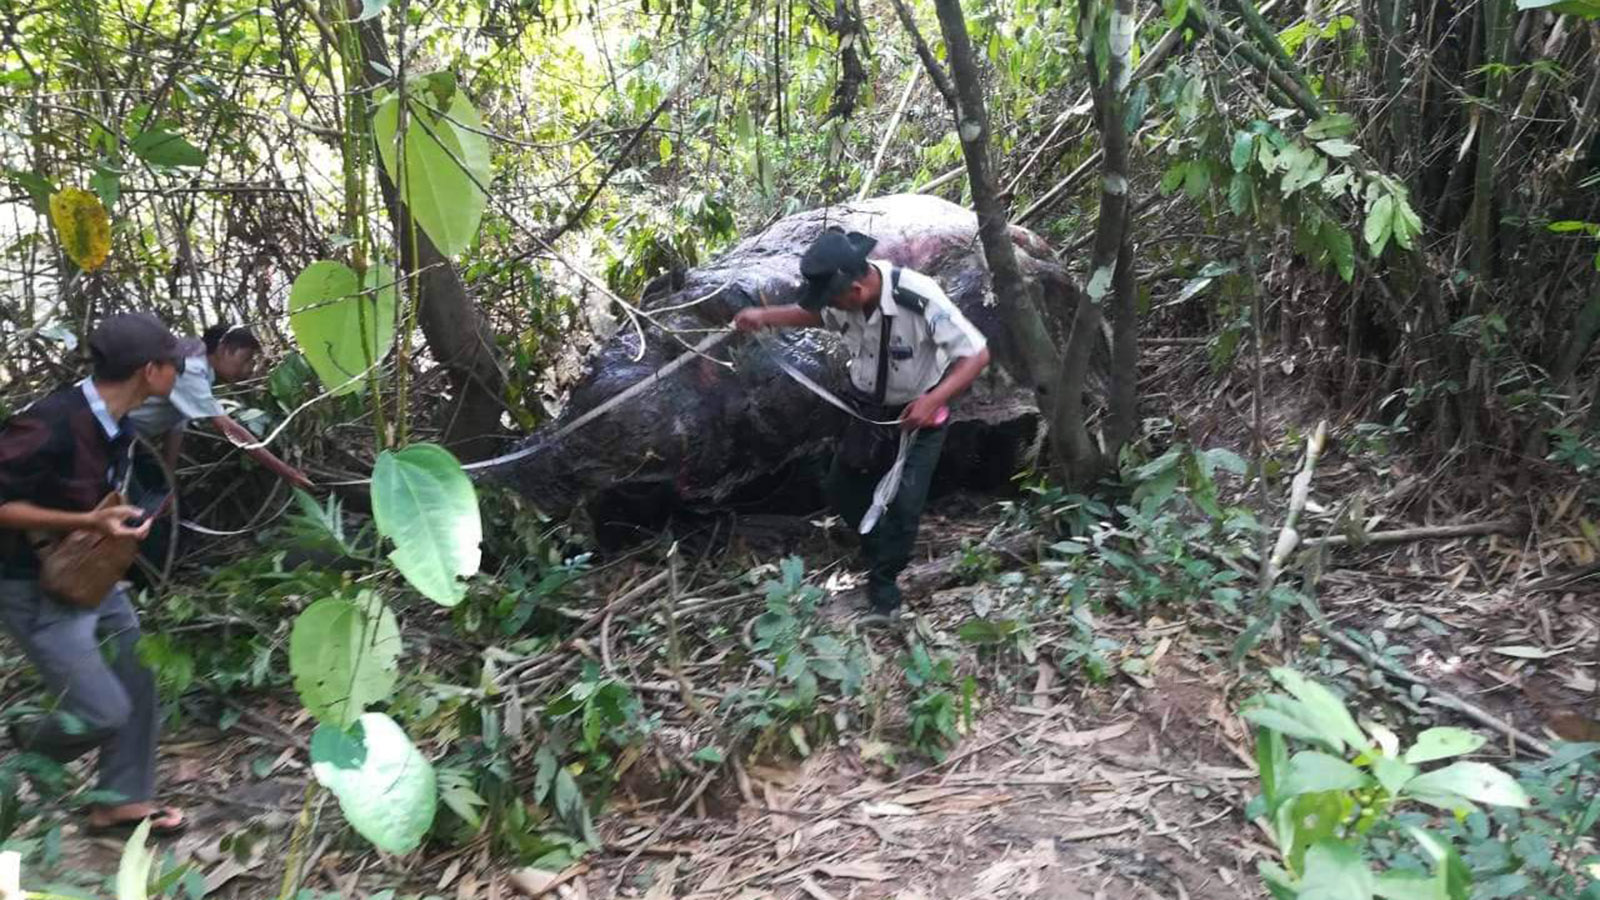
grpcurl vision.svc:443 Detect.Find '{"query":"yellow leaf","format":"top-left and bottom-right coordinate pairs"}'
top-left (49, 187), bottom-right (111, 272)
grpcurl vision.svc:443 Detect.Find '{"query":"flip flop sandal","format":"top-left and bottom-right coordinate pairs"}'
top-left (86, 808), bottom-right (189, 839)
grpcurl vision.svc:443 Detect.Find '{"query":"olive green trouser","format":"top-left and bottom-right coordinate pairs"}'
top-left (826, 427), bottom-right (946, 612)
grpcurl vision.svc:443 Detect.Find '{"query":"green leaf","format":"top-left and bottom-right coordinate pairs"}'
top-left (1548, 219), bottom-right (1598, 233)
top-left (7, 169), bottom-right (55, 211)
top-left (1403, 728), bottom-right (1486, 764)
top-left (311, 713), bottom-right (437, 854)
top-left (115, 819), bottom-right (155, 900)
top-left (1322, 222), bottom-right (1355, 282)
top-left (1270, 668), bottom-right (1368, 753)
top-left (1364, 194), bottom-right (1396, 256)
top-left (1160, 162), bottom-right (1187, 196)
top-left (1183, 160), bottom-right (1211, 199)
top-left (1258, 726), bottom-right (1289, 810)
top-left (1231, 132), bottom-right (1256, 172)
top-left (1316, 139), bottom-right (1359, 158)
top-left (1300, 841), bottom-right (1374, 900)
top-left (693, 746), bottom-right (725, 764)
top-left (288, 260), bottom-right (398, 396)
top-left (372, 443), bottom-right (482, 606)
top-left (1405, 827), bottom-right (1472, 900)
top-left (1404, 761), bottom-right (1529, 810)
top-left (373, 82), bottom-right (492, 257)
top-left (1375, 872), bottom-right (1443, 900)
top-left (1281, 751), bottom-right (1371, 796)
top-left (1371, 756), bottom-right (1419, 797)
top-left (1391, 197), bottom-right (1423, 250)
top-left (130, 129), bottom-right (205, 168)
top-left (1305, 113), bottom-right (1358, 140)
top-left (289, 592), bottom-right (401, 728)
top-left (1228, 172), bottom-right (1255, 216)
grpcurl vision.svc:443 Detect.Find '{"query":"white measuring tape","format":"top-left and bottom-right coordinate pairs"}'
top-left (280, 328), bottom-right (934, 534)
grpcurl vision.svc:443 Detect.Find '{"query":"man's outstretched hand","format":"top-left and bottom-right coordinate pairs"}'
top-left (732, 308), bottom-right (769, 333)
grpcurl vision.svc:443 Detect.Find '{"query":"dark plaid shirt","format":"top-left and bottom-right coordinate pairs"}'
top-left (0, 382), bottom-right (134, 578)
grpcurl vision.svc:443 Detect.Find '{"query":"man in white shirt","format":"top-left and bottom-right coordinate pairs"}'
top-left (734, 227), bottom-right (991, 619)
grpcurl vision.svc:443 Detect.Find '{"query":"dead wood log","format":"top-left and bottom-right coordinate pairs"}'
top-left (1302, 519), bottom-right (1524, 549)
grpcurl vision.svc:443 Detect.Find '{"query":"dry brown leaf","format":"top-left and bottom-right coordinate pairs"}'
top-left (507, 864), bottom-right (587, 898)
top-left (643, 859), bottom-right (679, 900)
top-left (890, 787), bottom-right (968, 806)
top-left (799, 876), bottom-right (842, 900)
top-left (1044, 720), bottom-right (1135, 748)
top-left (439, 858), bottom-right (463, 890)
top-left (815, 860), bottom-right (893, 881)
top-left (457, 873), bottom-right (480, 900)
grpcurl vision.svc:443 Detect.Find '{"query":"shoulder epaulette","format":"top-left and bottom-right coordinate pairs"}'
top-left (889, 267), bottom-right (929, 315)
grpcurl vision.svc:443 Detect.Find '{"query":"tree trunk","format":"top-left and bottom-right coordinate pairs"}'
top-left (916, 0), bottom-right (1104, 485)
top-left (352, 12), bottom-right (508, 461)
top-left (1081, 0), bottom-right (1139, 458)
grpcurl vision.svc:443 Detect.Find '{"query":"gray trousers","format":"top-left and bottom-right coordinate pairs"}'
top-left (0, 580), bottom-right (158, 805)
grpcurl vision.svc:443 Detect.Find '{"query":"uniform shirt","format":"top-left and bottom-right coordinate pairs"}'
top-left (819, 260), bottom-right (988, 406)
top-left (0, 381), bottom-right (134, 577)
top-left (128, 351), bottom-right (223, 438)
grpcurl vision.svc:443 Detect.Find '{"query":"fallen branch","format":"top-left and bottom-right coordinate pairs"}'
top-left (1320, 627), bottom-right (1553, 757)
top-left (1302, 519), bottom-right (1524, 549)
top-left (1260, 421), bottom-right (1328, 592)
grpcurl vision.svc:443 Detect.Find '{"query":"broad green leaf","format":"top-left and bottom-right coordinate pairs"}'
top-left (1404, 728), bottom-right (1486, 764)
top-left (288, 260), bottom-right (398, 396)
top-left (1405, 827), bottom-right (1473, 900)
top-left (1548, 220), bottom-right (1598, 233)
top-left (1231, 132), bottom-right (1256, 171)
top-left (311, 713), bottom-right (437, 854)
top-left (115, 818), bottom-right (154, 900)
top-left (1243, 704), bottom-right (1334, 749)
top-left (1305, 113), bottom-right (1358, 140)
top-left (289, 593), bottom-right (401, 728)
top-left (1258, 862), bottom-right (1300, 900)
top-left (1270, 668), bottom-right (1368, 752)
top-left (1281, 751), bottom-right (1371, 796)
top-left (49, 188), bottom-right (111, 272)
top-left (1277, 790), bottom-right (1351, 873)
top-left (1392, 197), bottom-right (1423, 250)
top-left (1321, 222), bottom-right (1355, 282)
top-left (1300, 841), bottom-right (1374, 900)
top-left (693, 746), bottom-right (724, 764)
top-left (1372, 755), bottom-right (1419, 797)
top-left (372, 443), bottom-right (481, 606)
top-left (1228, 172), bottom-right (1255, 216)
top-left (1317, 139), bottom-right (1359, 158)
top-left (1405, 761), bottom-right (1529, 810)
top-left (1375, 872), bottom-right (1443, 900)
top-left (1365, 194), bottom-right (1396, 256)
top-left (130, 129), bottom-right (205, 168)
top-left (1183, 160), bottom-right (1211, 198)
top-left (7, 169), bottom-right (55, 211)
top-left (373, 82), bottom-right (492, 257)
top-left (1160, 162), bottom-right (1188, 195)
top-left (1258, 727), bottom-right (1289, 810)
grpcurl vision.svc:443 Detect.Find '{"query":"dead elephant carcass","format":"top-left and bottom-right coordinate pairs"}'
top-left (492, 194), bottom-right (1086, 534)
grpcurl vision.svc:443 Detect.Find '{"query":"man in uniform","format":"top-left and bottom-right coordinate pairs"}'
top-left (733, 228), bottom-right (991, 620)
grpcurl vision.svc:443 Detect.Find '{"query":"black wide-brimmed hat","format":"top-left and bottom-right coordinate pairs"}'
top-left (798, 227), bottom-right (877, 311)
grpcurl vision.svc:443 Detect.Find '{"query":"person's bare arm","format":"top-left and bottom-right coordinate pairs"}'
top-left (900, 347), bottom-right (991, 430)
top-left (733, 305), bottom-right (825, 332)
top-left (211, 415), bottom-right (314, 491)
top-left (0, 501), bottom-right (151, 539)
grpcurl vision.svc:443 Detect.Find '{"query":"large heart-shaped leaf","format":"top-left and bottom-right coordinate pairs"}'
top-left (311, 713), bottom-right (436, 854)
top-left (372, 444), bottom-right (481, 606)
top-left (288, 260), bottom-right (398, 395)
top-left (289, 592), bottom-right (401, 728)
top-left (49, 187), bottom-right (111, 272)
top-left (372, 78), bottom-right (491, 257)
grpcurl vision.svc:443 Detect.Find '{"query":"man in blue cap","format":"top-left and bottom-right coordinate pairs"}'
top-left (734, 227), bottom-right (991, 621)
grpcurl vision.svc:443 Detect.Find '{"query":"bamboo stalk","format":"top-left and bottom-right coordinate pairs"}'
top-left (1260, 421), bottom-right (1328, 592)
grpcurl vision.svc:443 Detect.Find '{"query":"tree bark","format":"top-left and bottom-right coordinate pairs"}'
top-left (916, 0), bottom-right (1104, 485)
top-left (1081, 0), bottom-right (1139, 457)
top-left (352, 13), bottom-right (508, 460)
